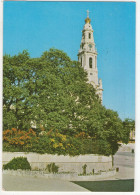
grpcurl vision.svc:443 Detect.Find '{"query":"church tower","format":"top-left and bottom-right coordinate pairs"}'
top-left (78, 11), bottom-right (103, 102)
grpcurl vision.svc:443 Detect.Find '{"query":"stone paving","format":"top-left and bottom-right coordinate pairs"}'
top-left (2, 174), bottom-right (89, 191)
top-left (114, 152), bottom-right (134, 177)
top-left (114, 147), bottom-right (134, 180)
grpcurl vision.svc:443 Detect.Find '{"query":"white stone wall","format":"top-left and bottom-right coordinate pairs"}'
top-left (3, 152), bottom-right (112, 174)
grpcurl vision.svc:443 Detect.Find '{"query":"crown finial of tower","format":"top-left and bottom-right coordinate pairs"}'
top-left (85, 10), bottom-right (91, 24)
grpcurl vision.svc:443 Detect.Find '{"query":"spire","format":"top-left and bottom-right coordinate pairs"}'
top-left (85, 10), bottom-right (91, 24)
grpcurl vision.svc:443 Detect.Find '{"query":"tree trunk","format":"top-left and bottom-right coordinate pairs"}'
top-left (111, 155), bottom-right (114, 167)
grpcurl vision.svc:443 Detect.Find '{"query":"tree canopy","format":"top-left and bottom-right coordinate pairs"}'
top-left (3, 49), bottom-right (133, 156)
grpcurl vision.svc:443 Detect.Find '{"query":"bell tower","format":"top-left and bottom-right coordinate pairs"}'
top-left (78, 10), bottom-right (103, 102)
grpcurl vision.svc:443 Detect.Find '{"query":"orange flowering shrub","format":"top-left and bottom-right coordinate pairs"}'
top-left (3, 128), bottom-right (95, 156)
top-left (3, 128), bottom-right (38, 149)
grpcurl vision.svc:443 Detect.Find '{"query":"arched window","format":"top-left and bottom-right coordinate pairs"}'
top-left (81, 57), bottom-right (82, 66)
top-left (89, 33), bottom-right (91, 39)
top-left (89, 57), bottom-right (92, 68)
top-left (82, 31), bottom-right (85, 39)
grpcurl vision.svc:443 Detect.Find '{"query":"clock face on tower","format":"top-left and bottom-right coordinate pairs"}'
top-left (89, 44), bottom-right (92, 49)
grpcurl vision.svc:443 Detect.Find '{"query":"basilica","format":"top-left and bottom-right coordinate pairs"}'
top-left (78, 11), bottom-right (103, 101)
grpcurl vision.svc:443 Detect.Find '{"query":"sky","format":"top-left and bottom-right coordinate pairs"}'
top-left (3, 1), bottom-right (135, 121)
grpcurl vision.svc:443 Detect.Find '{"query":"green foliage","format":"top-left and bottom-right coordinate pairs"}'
top-left (3, 51), bottom-right (31, 130)
top-left (46, 163), bottom-right (59, 173)
top-left (3, 157), bottom-right (31, 170)
top-left (3, 49), bottom-right (97, 133)
top-left (3, 48), bottom-right (133, 156)
top-left (82, 164), bottom-right (87, 175)
top-left (122, 118), bottom-right (135, 143)
top-left (3, 130), bottom-right (115, 156)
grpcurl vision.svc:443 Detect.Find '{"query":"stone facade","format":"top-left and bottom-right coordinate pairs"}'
top-left (78, 12), bottom-right (103, 101)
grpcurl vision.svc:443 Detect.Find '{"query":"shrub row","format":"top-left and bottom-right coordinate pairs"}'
top-left (3, 129), bottom-right (111, 156)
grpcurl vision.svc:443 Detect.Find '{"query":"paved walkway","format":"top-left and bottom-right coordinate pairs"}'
top-left (81, 150), bottom-right (134, 182)
top-left (2, 174), bottom-right (89, 191)
top-left (114, 151), bottom-right (134, 180)
top-left (99, 150), bottom-right (134, 181)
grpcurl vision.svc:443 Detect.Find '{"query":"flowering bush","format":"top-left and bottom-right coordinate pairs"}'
top-left (38, 129), bottom-right (91, 155)
top-left (3, 128), bottom-right (108, 156)
top-left (39, 129), bottom-right (67, 152)
top-left (3, 128), bottom-right (38, 150)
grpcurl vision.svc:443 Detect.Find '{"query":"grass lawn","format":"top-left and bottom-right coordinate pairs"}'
top-left (72, 179), bottom-right (134, 192)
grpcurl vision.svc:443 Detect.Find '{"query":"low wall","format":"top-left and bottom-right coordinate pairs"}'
top-left (3, 152), bottom-right (112, 174)
top-left (3, 169), bottom-right (116, 181)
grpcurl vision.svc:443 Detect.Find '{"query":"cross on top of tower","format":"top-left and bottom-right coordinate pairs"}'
top-left (87, 10), bottom-right (90, 18)
top-left (85, 10), bottom-right (91, 24)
